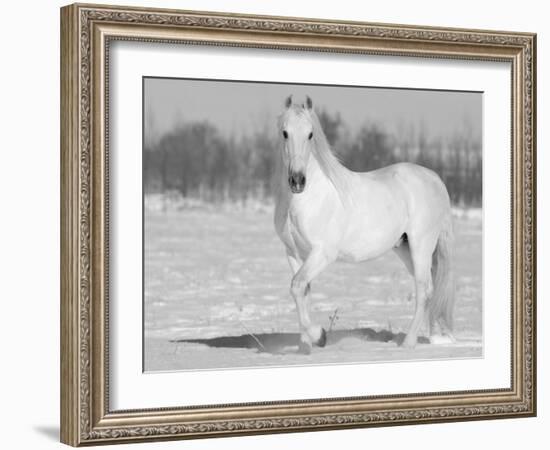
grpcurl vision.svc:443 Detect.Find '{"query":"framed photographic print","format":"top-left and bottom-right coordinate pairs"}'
top-left (60, 3), bottom-right (537, 446)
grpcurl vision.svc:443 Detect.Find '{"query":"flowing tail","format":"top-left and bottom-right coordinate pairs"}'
top-left (429, 217), bottom-right (455, 333)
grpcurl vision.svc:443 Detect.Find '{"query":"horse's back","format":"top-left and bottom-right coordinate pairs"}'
top-left (374, 163), bottom-right (452, 238)
top-left (366, 162), bottom-right (442, 184)
top-left (365, 162), bottom-right (450, 205)
top-left (357, 162), bottom-right (451, 234)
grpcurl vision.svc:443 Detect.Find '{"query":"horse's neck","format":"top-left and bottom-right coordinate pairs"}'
top-left (311, 145), bottom-right (353, 207)
top-left (305, 154), bottom-right (325, 183)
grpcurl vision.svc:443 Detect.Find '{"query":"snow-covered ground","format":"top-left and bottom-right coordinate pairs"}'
top-left (144, 204), bottom-right (482, 372)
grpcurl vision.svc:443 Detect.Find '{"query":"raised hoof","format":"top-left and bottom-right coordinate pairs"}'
top-left (298, 340), bottom-right (312, 355)
top-left (314, 328), bottom-right (327, 348)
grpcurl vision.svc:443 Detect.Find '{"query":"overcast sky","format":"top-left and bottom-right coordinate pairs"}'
top-left (144, 77), bottom-right (481, 145)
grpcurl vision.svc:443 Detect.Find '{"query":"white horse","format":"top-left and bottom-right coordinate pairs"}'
top-left (274, 95), bottom-right (455, 354)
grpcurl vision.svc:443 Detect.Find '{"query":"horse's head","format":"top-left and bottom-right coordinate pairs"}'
top-left (279, 95), bottom-right (315, 194)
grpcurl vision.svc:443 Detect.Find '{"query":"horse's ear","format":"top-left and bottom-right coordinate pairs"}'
top-left (285, 95), bottom-right (293, 108)
top-left (305, 96), bottom-right (313, 110)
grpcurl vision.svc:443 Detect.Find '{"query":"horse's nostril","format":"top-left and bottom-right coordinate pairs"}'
top-left (289, 172), bottom-right (304, 184)
top-left (289, 172), bottom-right (306, 192)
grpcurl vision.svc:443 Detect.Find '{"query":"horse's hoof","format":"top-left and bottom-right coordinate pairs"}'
top-left (298, 340), bottom-right (312, 355)
top-left (429, 334), bottom-right (456, 345)
top-left (315, 327), bottom-right (327, 348)
top-left (400, 336), bottom-right (417, 349)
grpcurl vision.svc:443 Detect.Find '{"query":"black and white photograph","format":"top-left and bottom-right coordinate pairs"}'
top-left (143, 78), bottom-right (483, 372)
top-left (2, 0), bottom-right (545, 447)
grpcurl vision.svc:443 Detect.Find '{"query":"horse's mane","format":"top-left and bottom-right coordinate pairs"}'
top-left (307, 109), bottom-right (352, 205)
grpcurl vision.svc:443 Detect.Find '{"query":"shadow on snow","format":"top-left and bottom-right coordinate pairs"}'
top-left (171, 328), bottom-right (429, 355)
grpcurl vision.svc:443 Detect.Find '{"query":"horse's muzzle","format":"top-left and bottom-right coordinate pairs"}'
top-left (288, 171), bottom-right (306, 194)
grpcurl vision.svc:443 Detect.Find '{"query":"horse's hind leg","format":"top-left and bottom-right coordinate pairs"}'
top-left (393, 240), bottom-right (414, 276)
top-left (402, 235), bottom-right (438, 349)
top-left (395, 241), bottom-right (437, 343)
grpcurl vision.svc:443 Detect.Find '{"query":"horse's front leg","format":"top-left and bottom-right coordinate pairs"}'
top-left (287, 253), bottom-right (314, 352)
top-left (289, 248), bottom-right (335, 354)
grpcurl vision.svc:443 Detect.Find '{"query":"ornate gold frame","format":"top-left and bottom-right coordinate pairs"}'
top-left (60, 3), bottom-right (536, 446)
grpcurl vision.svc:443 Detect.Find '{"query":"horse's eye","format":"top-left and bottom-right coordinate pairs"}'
top-left (283, 130), bottom-right (288, 139)
top-left (308, 132), bottom-right (313, 140)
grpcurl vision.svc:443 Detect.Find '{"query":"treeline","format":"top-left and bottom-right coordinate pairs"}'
top-left (144, 109), bottom-right (482, 206)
